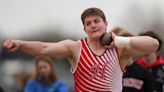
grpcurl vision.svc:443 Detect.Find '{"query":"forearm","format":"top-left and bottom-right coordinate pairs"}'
top-left (18, 40), bottom-right (47, 56)
top-left (130, 36), bottom-right (159, 53)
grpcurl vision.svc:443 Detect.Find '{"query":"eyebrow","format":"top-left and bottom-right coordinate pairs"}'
top-left (85, 17), bottom-right (100, 23)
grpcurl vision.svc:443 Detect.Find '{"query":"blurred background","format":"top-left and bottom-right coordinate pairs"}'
top-left (0, 0), bottom-right (164, 92)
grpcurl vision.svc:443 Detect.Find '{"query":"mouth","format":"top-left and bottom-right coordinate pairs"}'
top-left (91, 30), bottom-right (99, 33)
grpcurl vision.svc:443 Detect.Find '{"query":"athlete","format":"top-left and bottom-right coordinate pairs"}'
top-left (3, 7), bottom-right (159, 92)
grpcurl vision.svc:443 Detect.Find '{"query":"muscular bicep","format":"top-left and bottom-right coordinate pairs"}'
top-left (42, 40), bottom-right (74, 58)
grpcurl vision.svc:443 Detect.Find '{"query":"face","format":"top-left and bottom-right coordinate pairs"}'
top-left (37, 60), bottom-right (51, 78)
top-left (84, 15), bottom-right (108, 39)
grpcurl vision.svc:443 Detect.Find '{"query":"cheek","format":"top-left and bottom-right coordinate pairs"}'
top-left (39, 68), bottom-right (46, 73)
top-left (47, 68), bottom-right (51, 73)
top-left (38, 66), bottom-right (50, 73)
top-left (100, 24), bottom-right (107, 30)
top-left (84, 27), bottom-right (90, 34)
top-left (84, 26), bottom-right (88, 31)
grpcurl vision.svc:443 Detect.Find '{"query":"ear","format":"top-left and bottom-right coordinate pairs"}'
top-left (105, 21), bottom-right (108, 27)
top-left (83, 26), bottom-right (87, 33)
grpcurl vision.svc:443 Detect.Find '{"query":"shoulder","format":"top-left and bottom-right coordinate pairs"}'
top-left (27, 80), bottom-right (35, 84)
top-left (135, 58), bottom-right (145, 64)
top-left (64, 39), bottom-right (81, 54)
top-left (24, 80), bottom-right (39, 92)
top-left (134, 62), bottom-right (147, 70)
top-left (54, 80), bottom-right (67, 86)
top-left (62, 39), bottom-right (80, 47)
top-left (134, 63), bottom-right (151, 75)
top-left (26, 80), bottom-right (38, 85)
top-left (52, 80), bottom-right (69, 91)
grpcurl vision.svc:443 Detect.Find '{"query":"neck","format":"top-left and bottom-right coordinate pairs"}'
top-left (87, 37), bottom-right (103, 49)
top-left (38, 76), bottom-right (52, 85)
top-left (87, 37), bottom-right (106, 55)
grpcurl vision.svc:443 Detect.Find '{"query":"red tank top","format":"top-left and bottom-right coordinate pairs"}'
top-left (73, 39), bottom-right (123, 92)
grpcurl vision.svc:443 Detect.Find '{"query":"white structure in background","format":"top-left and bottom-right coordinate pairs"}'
top-left (0, 60), bottom-right (34, 88)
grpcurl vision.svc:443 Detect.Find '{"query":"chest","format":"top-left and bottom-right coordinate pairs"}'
top-left (78, 49), bottom-right (120, 80)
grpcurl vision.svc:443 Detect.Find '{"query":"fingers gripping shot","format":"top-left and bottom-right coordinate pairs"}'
top-left (100, 32), bottom-right (112, 46)
top-left (100, 32), bottom-right (131, 48)
top-left (2, 7), bottom-right (159, 92)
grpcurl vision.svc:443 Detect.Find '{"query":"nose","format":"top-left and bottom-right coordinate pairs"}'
top-left (40, 67), bottom-right (47, 73)
top-left (91, 22), bottom-right (96, 28)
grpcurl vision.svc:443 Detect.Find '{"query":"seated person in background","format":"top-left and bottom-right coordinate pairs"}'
top-left (112, 27), bottom-right (154, 92)
top-left (136, 31), bottom-right (164, 92)
top-left (24, 56), bottom-right (69, 92)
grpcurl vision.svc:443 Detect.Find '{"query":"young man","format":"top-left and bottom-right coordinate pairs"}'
top-left (3, 7), bottom-right (159, 92)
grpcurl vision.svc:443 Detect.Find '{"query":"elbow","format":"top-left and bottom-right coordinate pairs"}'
top-left (151, 39), bottom-right (159, 53)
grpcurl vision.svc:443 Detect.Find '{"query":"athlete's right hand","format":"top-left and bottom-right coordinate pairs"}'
top-left (3, 39), bottom-right (20, 52)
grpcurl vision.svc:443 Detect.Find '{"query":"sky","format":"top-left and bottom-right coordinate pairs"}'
top-left (0, 0), bottom-right (164, 38)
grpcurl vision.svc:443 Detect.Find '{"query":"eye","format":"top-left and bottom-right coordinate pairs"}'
top-left (38, 66), bottom-right (47, 70)
top-left (94, 19), bottom-right (100, 24)
top-left (85, 21), bottom-right (91, 26)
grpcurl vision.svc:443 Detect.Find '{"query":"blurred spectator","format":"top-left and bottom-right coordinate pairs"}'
top-left (136, 31), bottom-right (164, 92)
top-left (24, 56), bottom-right (68, 92)
top-left (112, 27), bottom-right (154, 92)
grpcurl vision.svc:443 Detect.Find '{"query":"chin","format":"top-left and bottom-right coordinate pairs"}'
top-left (90, 36), bottom-right (101, 40)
